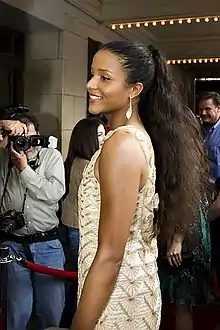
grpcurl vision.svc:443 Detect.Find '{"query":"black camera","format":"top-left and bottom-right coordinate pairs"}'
top-left (0, 210), bottom-right (25, 241)
top-left (8, 135), bottom-right (50, 152)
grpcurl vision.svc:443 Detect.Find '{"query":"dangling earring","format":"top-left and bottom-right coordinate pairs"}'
top-left (126, 96), bottom-right (132, 120)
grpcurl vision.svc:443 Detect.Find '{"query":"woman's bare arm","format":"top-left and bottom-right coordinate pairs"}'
top-left (167, 232), bottom-right (184, 267)
top-left (71, 131), bottom-right (146, 330)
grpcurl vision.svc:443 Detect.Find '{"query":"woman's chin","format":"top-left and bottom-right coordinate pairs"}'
top-left (88, 105), bottom-right (102, 115)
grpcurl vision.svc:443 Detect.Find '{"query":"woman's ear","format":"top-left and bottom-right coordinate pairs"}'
top-left (130, 83), bottom-right (144, 99)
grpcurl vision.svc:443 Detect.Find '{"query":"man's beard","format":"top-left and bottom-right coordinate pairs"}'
top-left (25, 147), bottom-right (40, 161)
top-left (202, 117), bottom-right (217, 129)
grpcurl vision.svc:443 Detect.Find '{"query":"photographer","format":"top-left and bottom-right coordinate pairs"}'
top-left (0, 112), bottom-right (66, 330)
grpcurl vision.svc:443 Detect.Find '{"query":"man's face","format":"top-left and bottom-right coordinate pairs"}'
top-left (199, 98), bottom-right (220, 125)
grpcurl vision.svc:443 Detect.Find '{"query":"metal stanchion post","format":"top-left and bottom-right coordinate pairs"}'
top-left (0, 245), bottom-right (13, 330)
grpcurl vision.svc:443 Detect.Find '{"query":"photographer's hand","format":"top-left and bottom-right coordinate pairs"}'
top-left (10, 143), bottom-right (28, 171)
top-left (0, 120), bottom-right (27, 141)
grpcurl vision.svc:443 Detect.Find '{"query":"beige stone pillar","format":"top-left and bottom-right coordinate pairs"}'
top-left (59, 30), bottom-right (88, 158)
top-left (24, 29), bottom-right (89, 158)
top-left (24, 29), bottom-right (63, 149)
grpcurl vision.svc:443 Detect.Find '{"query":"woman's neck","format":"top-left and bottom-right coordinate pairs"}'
top-left (108, 111), bottom-right (127, 130)
top-left (108, 106), bottom-right (142, 130)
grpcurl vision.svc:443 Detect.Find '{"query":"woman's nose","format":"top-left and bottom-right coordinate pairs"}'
top-left (86, 76), bottom-right (98, 91)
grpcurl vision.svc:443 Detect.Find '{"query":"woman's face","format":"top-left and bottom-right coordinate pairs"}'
top-left (97, 124), bottom-right (105, 147)
top-left (87, 49), bottom-right (132, 115)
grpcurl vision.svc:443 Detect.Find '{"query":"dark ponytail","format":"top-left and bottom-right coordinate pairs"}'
top-left (101, 41), bottom-right (209, 241)
top-left (139, 45), bottom-right (209, 239)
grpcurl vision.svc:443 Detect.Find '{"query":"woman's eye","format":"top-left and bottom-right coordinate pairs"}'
top-left (101, 76), bottom-right (109, 81)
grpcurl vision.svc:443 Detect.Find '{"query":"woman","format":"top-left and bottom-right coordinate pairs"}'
top-left (158, 201), bottom-right (211, 330)
top-left (70, 41), bottom-right (209, 330)
top-left (60, 117), bottom-right (105, 327)
top-left (62, 117), bottom-right (105, 267)
top-left (157, 111), bottom-right (212, 330)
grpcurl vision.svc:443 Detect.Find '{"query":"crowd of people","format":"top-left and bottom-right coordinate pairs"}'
top-left (0, 41), bottom-right (220, 330)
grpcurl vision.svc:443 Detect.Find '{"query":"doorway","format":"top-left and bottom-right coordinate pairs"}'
top-left (0, 26), bottom-right (24, 109)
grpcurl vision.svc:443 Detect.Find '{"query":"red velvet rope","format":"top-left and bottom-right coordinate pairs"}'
top-left (18, 259), bottom-right (78, 279)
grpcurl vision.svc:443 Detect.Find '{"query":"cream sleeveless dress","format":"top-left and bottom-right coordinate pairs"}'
top-left (78, 125), bottom-right (161, 330)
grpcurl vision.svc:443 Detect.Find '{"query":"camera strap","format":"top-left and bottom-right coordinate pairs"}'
top-left (0, 160), bottom-right (13, 214)
top-left (27, 150), bottom-right (40, 171)
top-left (0, 172), bottom-right (27, 216)
top-left (1, 163), bottom-right (29, 215)
top-left (19, 152), bottom-right (40, 215)
top-left (1, 151), bottom-right (40, 216)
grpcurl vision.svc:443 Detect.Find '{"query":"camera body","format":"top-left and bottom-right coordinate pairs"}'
top-left (0, 104), bottom-right (57, 151)
top-left (8, 135), bottom-right (50, 152)
top-left (0, 209), bottom-right (25, 241)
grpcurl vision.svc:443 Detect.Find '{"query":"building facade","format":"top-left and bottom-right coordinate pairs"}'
top-left (0, 0), bottom-right (133, 157)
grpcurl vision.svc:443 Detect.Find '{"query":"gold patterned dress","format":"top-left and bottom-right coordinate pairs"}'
top-left (78, 125), bottom-right (161, 330)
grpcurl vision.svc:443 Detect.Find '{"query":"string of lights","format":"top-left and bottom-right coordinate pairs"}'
top-left (111, 15), bottom-right (220, 29)
top-left (167, 57), bottom-right (220, 64)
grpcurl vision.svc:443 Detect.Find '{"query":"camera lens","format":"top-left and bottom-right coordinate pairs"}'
top-left (14, 137), bottom-right (29, 152)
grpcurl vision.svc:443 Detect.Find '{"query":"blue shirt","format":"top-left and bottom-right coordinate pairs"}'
top-left (203, 120), bottom-right (220, 182)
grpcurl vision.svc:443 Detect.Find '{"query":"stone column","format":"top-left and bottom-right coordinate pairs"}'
top-left (24, 29), bottom-right (63, 148)
top-left (24, 29), bottom-right (89, 158)
top-left (59, 30), bottom-right (88, 158)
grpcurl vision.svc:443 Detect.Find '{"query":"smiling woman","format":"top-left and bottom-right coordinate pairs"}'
top-left (87, 50), bottom-right (131, 119)
top-left (70, 41), bottom-right (209, 330)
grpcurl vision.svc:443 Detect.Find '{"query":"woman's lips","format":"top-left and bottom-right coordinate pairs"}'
top-left (89, 95), bottom-right (102, 103)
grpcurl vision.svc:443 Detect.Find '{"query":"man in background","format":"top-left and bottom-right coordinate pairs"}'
top-left (199, 92), bottom-right (220, 183)
top-left (0, 111), bottom-right (65, 330)
top-left (199, 92), bottom-right (220, 330)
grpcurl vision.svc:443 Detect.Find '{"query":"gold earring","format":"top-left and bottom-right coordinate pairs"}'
top-left (126, 96), bottom-right (132, 120)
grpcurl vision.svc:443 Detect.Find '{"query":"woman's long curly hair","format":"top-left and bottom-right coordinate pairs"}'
top-left (101, 41), bottom-right (210, 241)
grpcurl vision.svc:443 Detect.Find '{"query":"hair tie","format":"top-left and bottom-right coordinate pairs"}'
top-left (148, 44), bottom-right (158, 59)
